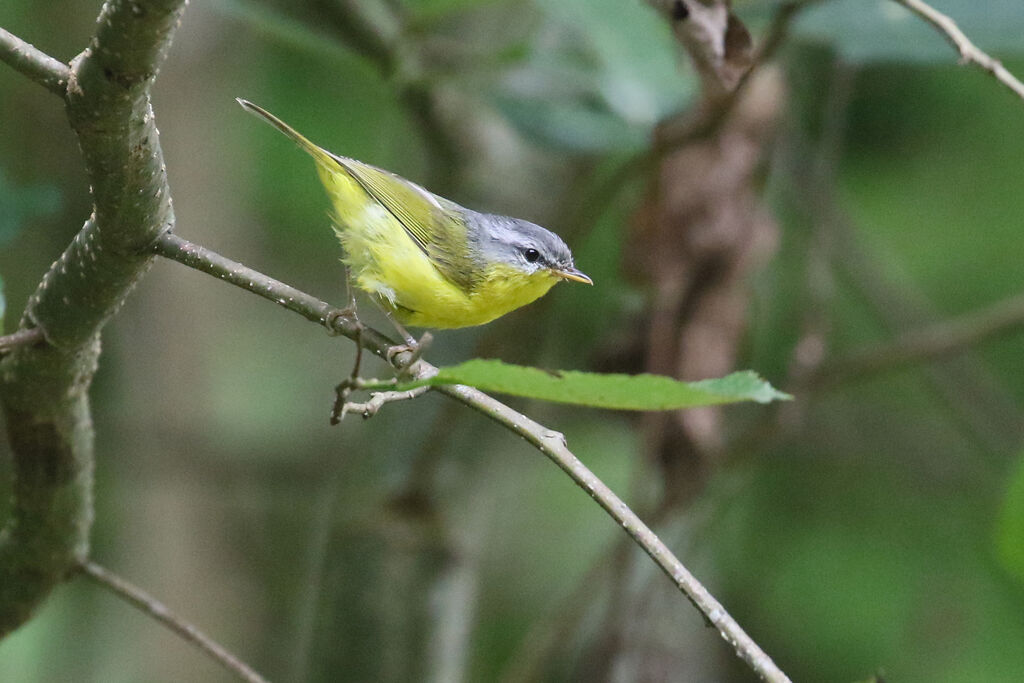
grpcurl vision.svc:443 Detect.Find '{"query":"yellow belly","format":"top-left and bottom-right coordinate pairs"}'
top-left (317, 162), bottom-right (559, 329)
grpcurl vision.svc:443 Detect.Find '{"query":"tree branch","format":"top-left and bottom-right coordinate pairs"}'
top-left (0, 0), bottom-right (188, 637)
top-left (0, 328), bottom-right (45, 355)
top-left (0, 27), bottom-right (69, 95)
top-left (337, 385), bottom-right (432, 420)
top-left (79, 561), bottom-right (270, 683)
top-left (151, 232), bottom-right (393, 353)
top-left (152, 232), bottom-right (790, 683)
top-left (438, 387), bottom-right (789, 681)
top-left (893, 0), bottom-right (1024, 101)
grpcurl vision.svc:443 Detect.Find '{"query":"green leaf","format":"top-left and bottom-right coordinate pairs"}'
top-left (0, 273), bottom-right (5, 330)
top-left (400, 359), bottom-right (790, 410)
top-left (995, 452), bottom-right (1024, 586)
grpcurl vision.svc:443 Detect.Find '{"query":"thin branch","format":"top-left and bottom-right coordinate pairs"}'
top-left (814, 291), bottom-right (1024, 388)
top-left (0, 328), bottom-right (45, 354)
top-left (338, 386), bottom-right (431, 420)
top-left (153, 232), bottom-right (790, 683)
top-left (151, 232), bottom-right (395, 356)
top-left (0, 27), bottom-right (69, 95)
top-left (78, 562), bottom-right (270, 683)
top-left (436, 384), bottom-right (788, 681)
top-left (893, 0), bottom-right (1024, 100)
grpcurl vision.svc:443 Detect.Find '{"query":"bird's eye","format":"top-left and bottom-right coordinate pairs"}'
top-left (523, 248), bottom-right (541, 263)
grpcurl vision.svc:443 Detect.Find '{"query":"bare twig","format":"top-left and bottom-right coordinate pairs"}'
top-left (892, 0), bottom-right (1024, 100)
top-left (152, 232), bottom-right (390, 352)
top-left (0, 27), bottom-right (69, 95)
top-left (437, 384), bottom-right (789, 682)
top-left (78, 562), bottom-right (270, 683)
top-left (338, 385), bottom-right (432, 421)
top-left (153, 232), bottom-right (790, 682)
top-left (0, 328), bottom-right (45, 354)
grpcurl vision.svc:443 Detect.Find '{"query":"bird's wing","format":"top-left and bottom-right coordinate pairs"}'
top-left (333, 155), bottom-right (479, 292)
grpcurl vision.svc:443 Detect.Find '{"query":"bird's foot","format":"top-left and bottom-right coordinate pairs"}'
top-left (386, 331), bottom-right (432, 372)
top-left (325, 305), bottom-right (360, 336)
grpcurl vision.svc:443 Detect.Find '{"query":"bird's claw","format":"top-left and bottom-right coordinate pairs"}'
top-left (386, 331), bottom-right (432, 371)
top-left (325, 306), bottom-right (359, 337)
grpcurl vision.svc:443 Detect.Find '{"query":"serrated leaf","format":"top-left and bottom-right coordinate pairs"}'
top-left (400, 359), bottom-right (790, 410)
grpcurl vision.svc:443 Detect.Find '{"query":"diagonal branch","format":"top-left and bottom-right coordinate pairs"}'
top-left (893, 0), bottom-right (1024, 101)
top-left (0, 27), bottom-right (69, 95)
top-left (79, 562), bottom-right (270, 683)
top-left (152, 232), bottom-right (790, 683)
top-left (437, 383), bottom-right (786, 682)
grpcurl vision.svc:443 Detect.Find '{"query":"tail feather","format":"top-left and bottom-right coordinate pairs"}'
top-left (236, 98), bottom-right (334, 165)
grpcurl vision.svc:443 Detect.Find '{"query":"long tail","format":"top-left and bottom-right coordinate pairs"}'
top-left (236, 98), bottom-right (334, 165)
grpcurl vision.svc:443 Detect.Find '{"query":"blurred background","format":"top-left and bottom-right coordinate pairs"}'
top-left (3, 0), bottom-right (1024, 681)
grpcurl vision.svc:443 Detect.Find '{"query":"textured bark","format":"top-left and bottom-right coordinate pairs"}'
top-left (629, 70), bottom-right (783, 507)
top-left (0, 0), bottom-right (188, 636)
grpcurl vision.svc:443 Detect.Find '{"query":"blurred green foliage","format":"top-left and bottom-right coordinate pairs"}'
top-left (791, 0), bottom-right (1024, 62)
top-left (996, 452), bottom-right (1024, 585)
top-left (2, 0), bottom-right (1024, 682)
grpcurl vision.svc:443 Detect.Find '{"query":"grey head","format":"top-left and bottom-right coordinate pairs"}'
top-left (465, 211), bottom-right (592, 285)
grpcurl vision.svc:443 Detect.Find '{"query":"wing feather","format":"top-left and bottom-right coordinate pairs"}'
top-left (332, 155), bottom-right (479, 292)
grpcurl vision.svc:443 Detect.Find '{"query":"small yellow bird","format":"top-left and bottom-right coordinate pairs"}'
top-left (237, 99), bottom-right (591, 330)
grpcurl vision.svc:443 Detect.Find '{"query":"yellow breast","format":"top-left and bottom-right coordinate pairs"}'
top-left (317, 162), bottom-right (559, 329)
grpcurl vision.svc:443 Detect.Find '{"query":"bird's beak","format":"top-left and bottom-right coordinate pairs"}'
top-left (551, 267), bottom-right (593, 285)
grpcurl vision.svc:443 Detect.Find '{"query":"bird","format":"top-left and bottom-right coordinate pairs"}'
top-left (237, 98), bottom-right (591, 334)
